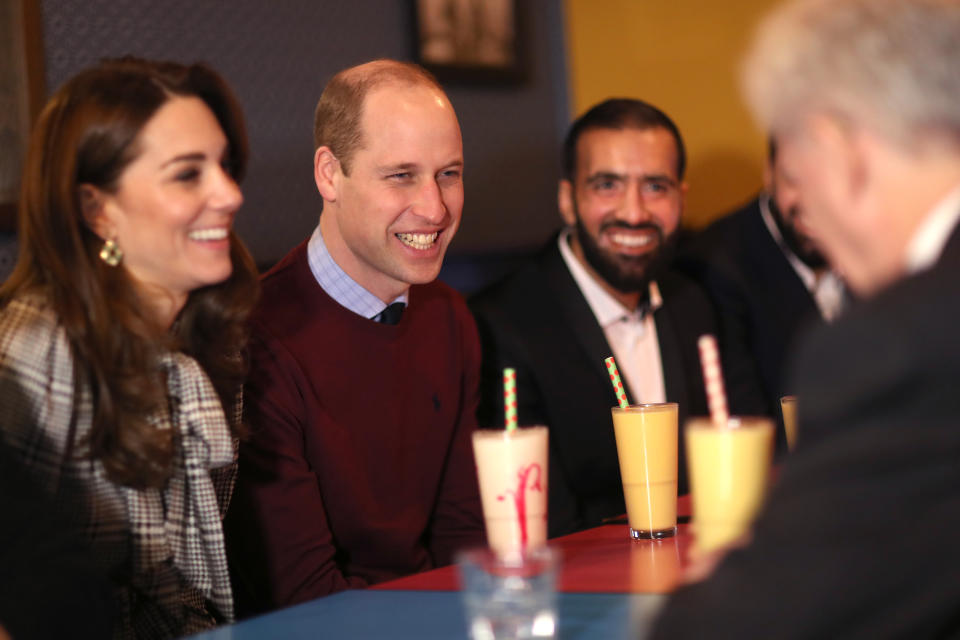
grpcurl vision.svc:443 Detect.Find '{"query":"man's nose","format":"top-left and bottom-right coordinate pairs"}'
top-left (415, 178), bottom-right (447, 224)
top-left (619, 182), bottom-right (652, 225)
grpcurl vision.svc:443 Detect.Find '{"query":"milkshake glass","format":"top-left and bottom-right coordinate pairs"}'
top-left (472, 426), bottom-right (548, 554)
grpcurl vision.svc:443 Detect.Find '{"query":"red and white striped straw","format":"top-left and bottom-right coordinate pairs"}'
top-left (697, 334), bottom-right (729, 428)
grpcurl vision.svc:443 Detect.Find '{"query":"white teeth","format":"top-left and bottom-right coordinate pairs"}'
top-left (610, 233), bottom-right (653, 248)
top-left (189, 228), bottom-right (229, 241)
top-left (397, 232), bottom-right (439, 250)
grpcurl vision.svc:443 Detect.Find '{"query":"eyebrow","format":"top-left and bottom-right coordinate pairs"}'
top-left (378, 160), bottom-right (464, 174)
top-left (377, 162), bottom-right (418, 175)
top-left (160, 152), bottom-right (207, 169)
top-left (586, 171), bottom-right (677, 185)
top-left (585, 171), bottom-right (625, 183)
top-left (643, 173), bottom-right (679, 185)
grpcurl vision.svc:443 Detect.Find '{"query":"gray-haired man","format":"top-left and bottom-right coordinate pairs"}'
top-left (653, 0), bottom-right (960, 637)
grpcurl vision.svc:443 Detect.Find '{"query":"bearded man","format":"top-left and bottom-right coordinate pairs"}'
top-left (470, 99), bottom-right (762, 537)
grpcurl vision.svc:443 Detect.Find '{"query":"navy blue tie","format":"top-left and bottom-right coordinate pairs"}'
top-left (376, 302), bottom-right (406, 325)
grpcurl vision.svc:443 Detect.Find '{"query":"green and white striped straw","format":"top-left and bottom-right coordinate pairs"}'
top-left (503, 367), bottom-right (518, 431)
top-left (605, 356), bottom-right (629, 409)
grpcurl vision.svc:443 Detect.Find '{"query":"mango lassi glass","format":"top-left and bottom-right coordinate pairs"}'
top-left (611, 403), bottom-right (679, 540)
top-left (685, 416), bottom-right (774, 555)
top-left (780, 395), bottom-right (798, 451)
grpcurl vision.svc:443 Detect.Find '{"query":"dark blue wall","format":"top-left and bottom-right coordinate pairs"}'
top-left (41, 1), bottom-right (570, 275)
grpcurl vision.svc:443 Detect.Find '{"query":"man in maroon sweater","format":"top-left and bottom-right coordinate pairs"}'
top-left (225, 59), bottom-right (485, 615)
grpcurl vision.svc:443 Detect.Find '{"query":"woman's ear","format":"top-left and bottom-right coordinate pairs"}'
top-left (78, 184), bottom-right (112, 240)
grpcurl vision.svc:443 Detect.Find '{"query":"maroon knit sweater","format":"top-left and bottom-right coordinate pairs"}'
top-left (225, 241), bottom-right (484, 615)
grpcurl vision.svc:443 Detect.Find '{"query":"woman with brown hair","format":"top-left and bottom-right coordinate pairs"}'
top-left (0, 57), bottom-right (259, 637)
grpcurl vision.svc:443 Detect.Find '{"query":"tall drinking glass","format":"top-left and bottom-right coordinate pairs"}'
top-left (472, 426), bottom-right (549, 554)
top-left (780, 395), bottom-right (798, 451)
top-left (685, 416), bottom-right (774, 555)
top-left (611, 403), bottom-right (678, 540)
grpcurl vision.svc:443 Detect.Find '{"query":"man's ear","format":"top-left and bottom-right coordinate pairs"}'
top-left (78, 184), bottom-right (113, 240)
top-left (314, 146), bottom-right (341, 202)
top-left (558, 179), bottom-right (576, 226)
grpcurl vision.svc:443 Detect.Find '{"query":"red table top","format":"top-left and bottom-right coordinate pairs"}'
top-left (373, 495), bottom-right (693, 594)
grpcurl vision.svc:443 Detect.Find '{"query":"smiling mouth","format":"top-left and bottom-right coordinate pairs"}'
top-left (188, 227), bottom-right (229, 242)
top-left (396, 232), bottom-right (439, 250)
top-left (604, 228), bottom-right (662, 255)
top-left (609, 232), bottom-right (655, 248)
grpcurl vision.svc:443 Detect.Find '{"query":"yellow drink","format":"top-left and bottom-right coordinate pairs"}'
top-left (685, 417), bottom-right (774, 555)
top-left (611, 403), bottom-right (678, 539)
top-left (780, 395), bottom-right (798, 451)
top-left (472, 426), bottom-right (548, 554)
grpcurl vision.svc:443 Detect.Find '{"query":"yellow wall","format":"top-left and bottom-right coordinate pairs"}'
top-left (563, 0), bottom-right (779, 228)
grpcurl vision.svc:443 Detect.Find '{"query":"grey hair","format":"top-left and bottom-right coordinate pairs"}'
top-left (741, 0), bottom-right (960, 151)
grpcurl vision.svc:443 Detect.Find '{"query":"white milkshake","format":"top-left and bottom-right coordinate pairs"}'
top-left (472, 426), bottom-right (549, 555)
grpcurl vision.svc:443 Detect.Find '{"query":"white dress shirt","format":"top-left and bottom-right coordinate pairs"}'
top-left (557, 228), bottom-right (666, 405)
top-left (905, 183), bottom-right (960, 275)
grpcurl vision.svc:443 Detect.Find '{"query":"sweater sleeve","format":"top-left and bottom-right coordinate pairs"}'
top-left (225, 327), bottom-right (366, 616)
top-left (425, 301), bottom-right (486, 565)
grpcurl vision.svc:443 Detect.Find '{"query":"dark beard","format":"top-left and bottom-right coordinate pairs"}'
top-left (575, 217), bottom-right (676, 295)
top-left (767, 195), bottom-right (828, 270)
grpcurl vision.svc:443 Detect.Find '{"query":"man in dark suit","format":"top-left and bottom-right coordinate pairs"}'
top-left (680, 140), bottom-right (846, 451)
top-left (470, 99), bottom-right (764, 537)
top-left (652, 0), bottom-right (960, 636)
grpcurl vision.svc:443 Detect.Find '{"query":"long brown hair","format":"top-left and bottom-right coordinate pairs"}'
top-left (1, 58), bottom-right (259, 489)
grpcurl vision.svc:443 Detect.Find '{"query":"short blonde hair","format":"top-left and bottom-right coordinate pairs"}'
top-left (741, 0), bottom-right (960, 151)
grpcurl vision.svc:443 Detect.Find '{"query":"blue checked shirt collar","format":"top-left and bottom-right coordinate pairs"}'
top-left (306, 224), bottom-right (408, 319)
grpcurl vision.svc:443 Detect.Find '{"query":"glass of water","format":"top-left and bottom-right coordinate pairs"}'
top-left (457, 546), bottom-right (560, 640)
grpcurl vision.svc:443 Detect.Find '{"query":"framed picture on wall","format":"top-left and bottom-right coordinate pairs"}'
top-left (412, 0), bottom-right (524, 84)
